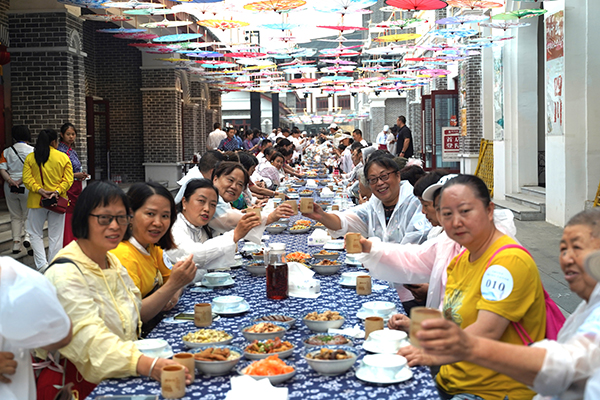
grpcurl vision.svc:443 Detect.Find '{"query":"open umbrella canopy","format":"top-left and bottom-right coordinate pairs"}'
top-left (364, 45), bottom-right (409, 55)
top-left (375, 18), bottom-right (425, 29)
top-left (82, 14), bottom-right (133, 21)
top-left (492, 9), bottom-right (548, 20)
top-left (140, 20), bottom-right (192, 28)
top-left (113, 32), bottom-right (158, 40)
top-left (446, 0), bottom-right (503, 9)
top-left (186, 51), bottom-right (223, 57)
top-left (223, 52), bottom-right (267, 58)
top-left (289, 77), bottom-right (318, 84)
top-left (153, 33), bottom-right (204, 42)
top-left (313, 0), bottom-right (378, 13)
top-left (59, 0), bottom-right (109, 7)
top-left (385, 0), bottom-right (448, 11)
top-left (435, 15), bottom-right (489, 24)
top-left (431, 28), bottom-right (478, 38)
top-left (102, 1), bottom-right (164, 8)
top-left (197, 19), bottom-right (250, 30)
top-left (374, 33), bottom-right (421, 42)
top-left (321, 59), bottom-right (357, 65)
top-left (123, 8), bottom-right (176, 15)
top-left (97, 27), bottom-right (147, 33)
top-left (317, 25), bottom-right (368, 32)
top-left (261, 23), bottom-right (301, 30)
top-left (243, 0), bottom-right (306, 12)
top-left (479, 20), bottom-right (531, 30)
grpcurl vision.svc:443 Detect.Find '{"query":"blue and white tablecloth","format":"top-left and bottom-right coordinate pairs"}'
top-left (90, 205), bottom-right (440, 400)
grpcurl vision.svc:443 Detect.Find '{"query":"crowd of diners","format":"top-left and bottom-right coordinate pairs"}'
top-left (1, 121), bottom-right (600, 400)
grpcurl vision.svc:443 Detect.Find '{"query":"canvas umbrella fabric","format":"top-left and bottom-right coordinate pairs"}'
top-left (243, 0), bottom-right (306, 13)
top-left (113, 32), bottom-right (157, 40)
top-left (446, 0), bottom-right (503, 9)
top-left (140, 20), bottom-right (192, 28)
top-left (153, 33), bottom-right (204, 42)
top-left (385, 0), bottom-right (448, 11)
top-left (82, 14), bottom-right (132, 21)
top-left (262, 23), bottom-right (301, 30)
top-left (97, 27), bottom-right (146, 33)
top-left (223, 52), bottom-right (267, 58)
top-left (492, 9), bottom-right (548, 20)
top-left (317, 25), bottom-right (368, 32)
top-left (375, 18), bottom-right (425, 29)
top-left (435, 15), bottom-right (489, 24)
top-left (123, 8), bottom-right (176, 15)
top-left (374, 33), bottom-right (421, 42)
top-left (197, 19), bottom-right (250, 30)
top-left (101, 1), bottom-right (164, 8)
top-left (479, 20), bottom-right (531, 30)
top-left (313, 0), bottom-right (378, 14)
top-left (431, 28), bottom-right (478, 38)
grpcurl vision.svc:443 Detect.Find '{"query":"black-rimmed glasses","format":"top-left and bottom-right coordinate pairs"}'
top-left (367, 171), bottom-right (396, 186)
top-left (90, 214), bottom-right (131, 226)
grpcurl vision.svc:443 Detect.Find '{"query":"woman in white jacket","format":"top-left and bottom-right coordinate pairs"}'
top-left (166, 179), bottom-right (259, 269)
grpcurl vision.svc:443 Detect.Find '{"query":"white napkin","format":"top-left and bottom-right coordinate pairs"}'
top-left (321, 187), bottom-right (334, 195)
top-left (288, 262), bottom-right (321, 299)
top-left (328, 324), bottom-right (366, 339)
top-left (307, 229), bottom-right (332, 246)
top-left (225, 375), bottom-right (288, 400)
top-left (306, 179), bottom-right (318, 188)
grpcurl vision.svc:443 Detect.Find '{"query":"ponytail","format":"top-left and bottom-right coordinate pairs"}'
top-left (34, 129), bottom-right (58, 167)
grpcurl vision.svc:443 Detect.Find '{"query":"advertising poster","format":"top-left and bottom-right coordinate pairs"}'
top-left (442, 127), bottom-right (460, 162)
top-left (546, 11), bottom-right (564, 136)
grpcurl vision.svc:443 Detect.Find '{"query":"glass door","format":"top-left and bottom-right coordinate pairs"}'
top-left (422, 90), bottom-right (459, 172)
top-left (421, 95), bottom-right (432, 169)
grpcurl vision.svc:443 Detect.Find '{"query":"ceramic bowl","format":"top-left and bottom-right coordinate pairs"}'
top-left (203, 272), bottom-right (231, 285)
top-left (237, 360), bottom-right (296, 385)
top-left (213, 296), bottom-right (244, 311)
top-left (243, 341), bottom-right (295, 360)
top-left (312, 251), bottom-right (340, 261)
top-left (365, 330), bottom-right (409, 353)
top-left (360, 301), bottom-right (397, 317)
top-left (302, 313), bottom-right (345, 333)
top-left (302, 333), bottom-right (354, 348)
top-left (266, 223), bottom-right (287, 234)
top-left (134, 339), bottom-right (168, 357)
top-left (192, 345), bottom-right (243, 376)
top-left (303, 345), bottom-right (358, 376)
top-left (251, 252), bottom-right (265, 261)
top-left (253, 314), bottom-right (297, 328)
top-left (241, 321), bottom-right (289, 342)
top-left (339, 271), bottom-right (366, 287)
top-left (360, 354), bottom-right (408, 381)
top-left (310, 262), bottom-right (342, 276)
top-left (183, 336), bottom-right (233, 349)
top-left (245, 262), bottom-right (267, 276)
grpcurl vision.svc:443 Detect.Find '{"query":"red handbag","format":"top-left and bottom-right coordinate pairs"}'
top-left (35, 354), bottom-right (96, 400)
top-left (38, 165), bottom-right (69, 214)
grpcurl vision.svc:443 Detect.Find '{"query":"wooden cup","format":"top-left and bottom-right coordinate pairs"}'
top-left (173, 353), bottom-right (195, 382)
top-left (332, 205), bottom-right (340, 211)
top-left (194, 303), bottom-right (212, 328)
top-left (356, 275), bottom-right (372, 295)
top-left (345, 232), bottom-right (362, 254)
top-left (409, 307), bottom-right (444, 349)
top-left (245, 207), bottom-right (261, 220)
top-left (161, 364), bottom-right (186, 399)
top-left (364, 316), bottom-right (384, 340)
top-left (275, 192), bottom-right (286, 200)
top-left (300, 197), bottom-right (314, 213)
top-left (284, 200), bottom-right (298, 214)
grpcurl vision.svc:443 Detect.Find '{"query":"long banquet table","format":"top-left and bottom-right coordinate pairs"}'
top-left (90, 206), bottom-right (440, 400)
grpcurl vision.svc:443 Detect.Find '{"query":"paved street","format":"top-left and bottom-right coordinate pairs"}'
top-left (514, 220), bottom-right (580, 316)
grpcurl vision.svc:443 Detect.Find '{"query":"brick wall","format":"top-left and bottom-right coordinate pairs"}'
top-left (385, 98), bottom-right (406, 126)
top-left (183, 103), bottom-right (199, 160)
top-left (459, 54), bottom-right (483, 154)
top-left (83, 20), bottom-right (144, 182)
top-left (408, 89), bottom-right (422, 155)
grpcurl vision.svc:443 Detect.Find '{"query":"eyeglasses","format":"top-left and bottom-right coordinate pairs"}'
top-left (367, 171), bottom-right (396, 186)
top-left (90, 214), bottom-right (131, 226)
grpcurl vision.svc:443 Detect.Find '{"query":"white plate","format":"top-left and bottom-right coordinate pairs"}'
top-left (345, 259), bottom-right (363, 266)
top-left (324, 240), bottom-right (344, 250)
top-left (355, 365), bottom-right (413, 384)
top-left (213, 300), bottom-right (251, 315)
top-left (202, 277), bottom-right (235, 288)
top-left (287, 193), bottom-right (299, 199)
top-left (158, 345), bottom-right (175, 359)
top-left (356, 310), bottom-right (396, 322)
top-left (362, 339), bottom-right (410, 354)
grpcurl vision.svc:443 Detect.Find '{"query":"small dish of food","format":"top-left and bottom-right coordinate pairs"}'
top-left (182, 329), bottom-right (233, 348)
top-left (241, 321), bottom-right (289, 342)
top-left (253, 314), bottom-right (296, 328)
top-left (237, 355), bottom-right (295, 385)
top-left (266, 223), bottom-right (287, 234)
top-left (310, 259), bottom-right (342, 276)
top-left (299, 190), bottom-right (313, 197)
top-left (304, 346), bottom-right (357, 376)
top-left (244, 338), bottom-right (295, 360)
top-left (251, 251), bottom-right (264, 261)
top-left (285, 251), bottom-right (311, 263)
top-left (289, 225), bottom-right (310, 234)
top-left (192, 345), bottom-right (243, 376)
top-left (245, 262), bottom-right (266, 276)
top-left (303, 310), bottom-right (345, 332)
top-left (303, 333), bottom-right (354, 348)
top-left (312, 249), bottom-right (339, 261)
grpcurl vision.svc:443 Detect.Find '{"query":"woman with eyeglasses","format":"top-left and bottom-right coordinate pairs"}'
top-left (110, 182), bottom-right (196, 335)
top-left (301, 154), bottom-right (430, 245)
top-left (38, 182), bottom-right (191, 399)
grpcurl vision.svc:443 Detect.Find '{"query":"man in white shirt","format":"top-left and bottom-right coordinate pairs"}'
top-left (206, 122), bottom-right (226, 150)
top-left (338, 134), bottom-right (354, 174)
top-left (376, 125), bottom-right (390, 150)
top-left (352, 128), bottom-right (369, 147)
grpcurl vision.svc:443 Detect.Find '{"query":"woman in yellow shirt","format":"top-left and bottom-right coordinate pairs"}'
top-left (22, 128), bottom-right (73, 271)
top-left (111, 182), bottom-right (196, 335)
top-left (399, 175), bottom-right (546, 400)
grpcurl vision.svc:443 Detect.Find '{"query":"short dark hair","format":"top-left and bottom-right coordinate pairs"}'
top-left (398, 116), bottom-right (407, 124)
top-left (238, 151), bottom-right (258, 172)
top-left (413, 170), bottom-right (449, 198)
top-left (177, 178), bottom-right (218, 213)
top-left (353, 129), bottom-right (363, 137)
top-left (123, 182), bottom-right (177, 250)
top-left (198, 150), bottom-right (225, 175)
top-left (278, 138), bottom-right (292, 148)
top-left (212, 161), bottom-right (250, 187)
top-left (270, 151), bottom-right (284, 164)
top-left (260, 138), bottom-right (272, 148)
top-left (264, 147), bottom-right (276, 159)
top-left (214, 122), bottom-right (221, 130)
top-left (350, 141), bottom-right (363, 151)
top-left (364, 156), bottom-right (400, 178)
top-left (400, 165), bottom-right (425, 187)
top-left (72, 181), bottom-right (130, 240)
top-left (567, 209), bottom-right (600, 239)
top-left (281, 128), bottom-right (290, 134)
top-left (366, 149), bottom-right (394, 164)
top-left (12, 125), bottom-right (31, 143)
top-left (441, 174), bottom-right (491, 208)
top-left (60, 122), bottom-right (77, 137)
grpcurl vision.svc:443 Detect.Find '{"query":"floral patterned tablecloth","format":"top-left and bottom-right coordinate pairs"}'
top-left (90, 213), bottom-right (440, 400)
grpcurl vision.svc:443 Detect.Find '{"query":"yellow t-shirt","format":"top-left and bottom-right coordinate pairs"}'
top-left (110, 241), bottom-right (171, 298)
top-left (437, 235), bottom-right (546, 400)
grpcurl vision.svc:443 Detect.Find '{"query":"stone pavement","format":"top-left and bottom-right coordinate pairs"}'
top-left (514, 220), bottom-right (580, 317)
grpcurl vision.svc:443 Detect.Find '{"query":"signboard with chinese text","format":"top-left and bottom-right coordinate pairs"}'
top-left (442, 127), bottom-right (460, 162)
top-left (546, 11), bottom-right (564, 136)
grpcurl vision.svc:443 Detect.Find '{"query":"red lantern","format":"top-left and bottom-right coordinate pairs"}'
top-left (0, 45), bottom-right (10, 66)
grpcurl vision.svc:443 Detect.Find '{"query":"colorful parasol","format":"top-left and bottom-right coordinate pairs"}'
top-left (321, 59), bottom-right (357, 65)
top-left (492, 9), bottom-right (548, 20)
top-left (101, 1), bottom-right (164, 8)
top-left (364, 45), bottom-right (409, 55)
top-left (197, 20), bottom-right (250, 30)
top-left (243, 0), bottom-right (306, 13)
top-left (82, 14), bottom-right (132, 22)
top-left (385, 0), bottom-right (448, 11)
top-left (320, 45), bottom-right (362, 54)
top-left (113, 32), bottom-right (158, 40)
top-left (261, 23), bottom-right (301, 30)
top-left (313, 0), bottom-right (378, 14)
top-left (96, 27), bottom-right (146, 33)
top-left (479, 20), bottom-right (531, 30)
top-left (153, 33), bottom-right (204, 42)
top-left (123, 8), bottom-right (175, 15)
top-left (374, 33), bottom-right (421, 42)
top-left (469, 35), bottom-right (515, 43)
top-left (375, 18), bottom-right (425, 29)
top-left (289, 78), bottom-right (317, 84)
top-left (317, 25), bottom-right (368, 32)
top-left (140, 20), bottom-right (192, 28)
top-left (173, 0), bottom-right (223, 3)
top-left (128, 42), bottom-right (165, 48)
top-left (187, 51), bottom-right (223, 57)
top-left (446, 0), bottom-right (503, 9)
top-left (235, 58), bottom-right (274, 66)
top-left (223, 52), bottom-right (267, 58)
top-left (431, 28), bottom-right (478, 38)
top-left (59, 0), bottom-right (108, 7)
top-left (435, 15), bottom-right (489, 24)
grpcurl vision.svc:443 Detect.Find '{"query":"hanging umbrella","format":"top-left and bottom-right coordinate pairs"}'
top-left (469, 35), bottom-right (515, 43)
top-left (128, 42), bottom-right (165, 48)
top-left (321, 59), bottom-right (357, 65)
top-left (59, 0), bottom-right (109, 7)
top-left (375, 18), bottom-right (425, 29)
top-left (113, 32), bottom-right (158, 40)
top-left (431, 28), bottom-right (478, 38)
top-left (419, 68), bottom-right (451, 76)
top-left (82, 14), bottom-right (133, 22)
top-left (141, 20), bottom-right (193, 28)
top-left (320, 76), bottom-right (354, 82)
top-left (123, 8), bottom-right (175, 15)
top-left (186, 51), bottom-right (223, 57)
top-left (435, 15), bottom-right (489, 24)
top-left (101, 1), bottom-right (164, 8)
top-left (363, 59), bottom-right (401, 63)
top-left (492, 9), bottom-right (548, 20)
top-left (261, 23), bottom-right (301, 30)
top-left (417, 43), bottom-right (458, 51)
top-left (446, 0), bottom-right (503, 9)
top-left (197, 19), bottom-right (250, 30)
top-left (374, 33), bottom-right (421, 42)
top-left (97, 27), bottom-right (146, 33)
top-left (479, 20), bottom-right (531, 31)
top-left (153, 33), bottom-right (204, 42)
top-left (313, 0), bottom-right (378, 14)
top-left (320, 66), bottom-right (355, 73)
top-left (224, 52), bottom-right (267, 58)
top-left (317, 25), bottom-right (368, 32)
top-left (173, 0), bottom-right (223, 2)
top-left (320, 45), bottom-right (362, 54)
top-left (243, 0), bottom-right (306, 12)
top-left (385, 0), bottom-right (448, 11)
top-left (236, 58), bottom-right (274, 66)
top-left (171, 3), bottom-right (223, 15)
top-left (364, 45), bottom-right (409, 55)
top-left (289, 78), bottom-right (317, 84)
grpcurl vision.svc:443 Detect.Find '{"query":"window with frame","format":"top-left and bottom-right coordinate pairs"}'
top-left (338, 95), bottom-right (351, 109)
top-left (296, 98), bottom-right (307, 110)
top-left (316, 97), bottom-right (329, 111)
